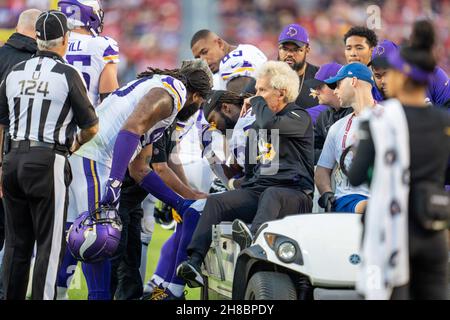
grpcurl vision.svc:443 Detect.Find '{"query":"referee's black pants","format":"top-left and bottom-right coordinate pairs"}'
top-left (1, 145), bottom-right (71, 300)
top-left (187, 185), bottom-right (313, 258)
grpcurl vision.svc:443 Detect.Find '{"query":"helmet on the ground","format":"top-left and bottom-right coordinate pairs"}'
top-left (58, 0), bottom-right (104, 35)
top-left (66, 205), bottom-right (122, 263)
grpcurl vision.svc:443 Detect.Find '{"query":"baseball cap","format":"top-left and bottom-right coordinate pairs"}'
top-left (375, 49), bottom-right (432, 83)
top-left (369, 39), bottom-right (399, 67)
top-left (278, 23), bottom-right (310, 47)
top-left (35, 10), bottom-right (71, 41)
top-left (305, 62), bottom-right (343, 89)
top-left (202, 90), bottom-right (227, 120)
top-left (324, 62), bottom-right (375, 89)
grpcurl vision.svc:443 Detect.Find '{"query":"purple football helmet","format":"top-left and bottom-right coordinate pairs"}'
top-left (58, 0), bottom-right (104, 35)
top-left (66, 205), bottom-right (122, 263)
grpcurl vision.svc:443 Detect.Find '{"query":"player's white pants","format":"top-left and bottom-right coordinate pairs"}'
top-left (67, 154), bottom-right (111, 222)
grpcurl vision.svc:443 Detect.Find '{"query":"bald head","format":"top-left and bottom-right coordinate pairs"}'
top-left (16, 9), bottom-right (42, 39)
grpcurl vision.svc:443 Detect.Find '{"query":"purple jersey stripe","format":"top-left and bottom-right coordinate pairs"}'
top-left (161, 76), bottom-right (183, 105)
top-left (103, 45), bottom-right (119, 58)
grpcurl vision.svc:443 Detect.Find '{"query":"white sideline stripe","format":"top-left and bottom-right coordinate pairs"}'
top-left (44, 154), bottom-right (66, 300)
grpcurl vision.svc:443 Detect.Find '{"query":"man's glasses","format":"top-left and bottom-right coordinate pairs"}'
top-left (279, 45), bottom-right (306, 54)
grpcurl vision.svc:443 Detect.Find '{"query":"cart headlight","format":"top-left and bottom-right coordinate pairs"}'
top-left (264, 232), bottom-right (303, 265)
top-left (277, 241), bottom-right (297, 263)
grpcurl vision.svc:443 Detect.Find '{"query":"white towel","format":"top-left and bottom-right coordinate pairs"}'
top-left (356, 99), bottom-right (410, 300)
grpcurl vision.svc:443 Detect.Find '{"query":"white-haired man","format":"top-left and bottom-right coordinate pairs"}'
top-left (177, 61), bottom-right (315, 288)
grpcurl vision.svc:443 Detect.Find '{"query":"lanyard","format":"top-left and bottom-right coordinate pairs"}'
top-left (341, 113), bottom-right (355, 150)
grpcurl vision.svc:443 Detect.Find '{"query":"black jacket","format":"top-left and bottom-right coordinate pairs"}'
top-left (0, 32), bottom-right (37, 81)
top-left (314, 106), bottom-right (353, 164)
top-left (295, 63), bottom-right (320, 109)
top-left (242, 96), bottom-right (314, 193)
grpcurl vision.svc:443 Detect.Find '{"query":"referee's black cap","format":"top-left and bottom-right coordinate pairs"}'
top-left (202, 90), bottom-right (227, 119)
top-left (35, 10), bottom-right (71, 41)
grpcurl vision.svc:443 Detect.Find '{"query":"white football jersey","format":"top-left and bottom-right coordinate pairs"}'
top-left (177, 108), bottom-right (226, 162)
top-left (215, 44), bottom-right (267, 90)
top-left (76, 75), bottom-right (187, 168)
top-left (65, 32), bottom-right (119, 106)
top-left (229, 109), bottom-right (255, 168)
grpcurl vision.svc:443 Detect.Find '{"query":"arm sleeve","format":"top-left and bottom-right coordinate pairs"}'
top-left (251, 96), bottom-right (310, 136)
top-left (347, 120), bottom-right (375, 186)
top-left (0, 79), bottom-right (9, 126)
top-left (67, 68), bottom-right (98, 129)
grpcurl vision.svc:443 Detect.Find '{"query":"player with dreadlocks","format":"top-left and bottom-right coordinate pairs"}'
top-left (64, 59), bottom-right (212, 300)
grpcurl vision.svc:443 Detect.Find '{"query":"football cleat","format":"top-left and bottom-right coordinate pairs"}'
top-left (176, 260), bottom-right (204, 288)
top-left (152, 289), bottom-right (186, 301)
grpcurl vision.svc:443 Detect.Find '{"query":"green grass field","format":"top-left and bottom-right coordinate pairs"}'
top-left (67, 224), bottom-right (201, 300)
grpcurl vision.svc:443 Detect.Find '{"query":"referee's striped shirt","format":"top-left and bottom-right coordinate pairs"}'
top-left (0, 50), bottom-right (98, 148)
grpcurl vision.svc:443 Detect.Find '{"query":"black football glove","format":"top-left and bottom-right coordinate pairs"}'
top-left (318, 192), bottom-right (336, 211)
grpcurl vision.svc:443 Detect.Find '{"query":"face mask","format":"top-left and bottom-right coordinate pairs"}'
top-left (176, 102), bottom-right (200, 122)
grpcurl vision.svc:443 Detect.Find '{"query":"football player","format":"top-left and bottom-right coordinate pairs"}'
top-left (144, 90), bottom-right (255, 300)
top-left (56, 0), bottom-right (120, 300)
top-left (189, 28), bottom-right (266, 162)
top-left (65, 60), bottom-right (211, 300)
top-left (183, 30), bottom-right (267, 195)
top-left (190, 29), bottom-right (267, 91)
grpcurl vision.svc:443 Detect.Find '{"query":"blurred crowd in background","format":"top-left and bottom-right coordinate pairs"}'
top-left (0, 0), bottom-right (449, 84)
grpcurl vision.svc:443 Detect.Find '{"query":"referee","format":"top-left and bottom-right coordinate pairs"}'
top-left (0, 10), bottom-right (98, 300)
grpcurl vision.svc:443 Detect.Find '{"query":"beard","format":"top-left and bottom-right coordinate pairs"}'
top-left (379, 86), bottom-right (387, 99)
top-left (278, 54), bottom-right (306, 72)
top-left (218, 111), bottom-right (237, 135)
top-left (176, 103), bottom-right (200, 122)
top-left (290, 59), bottom-right (306, 72)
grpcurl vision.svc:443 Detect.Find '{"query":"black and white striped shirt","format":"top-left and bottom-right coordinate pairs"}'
top-left (0, 51), bottom-right (98, 148)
